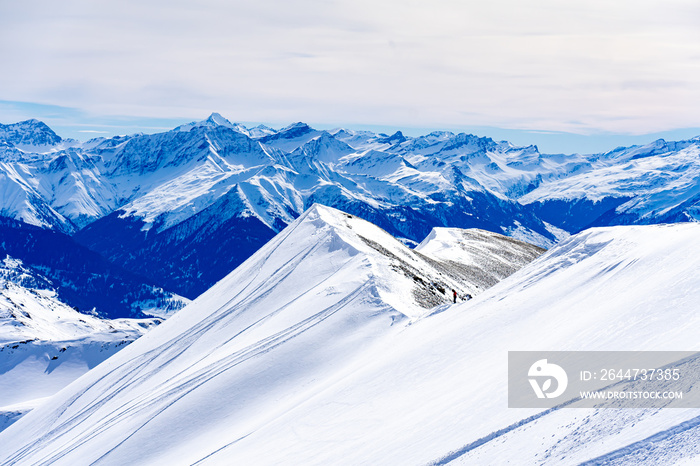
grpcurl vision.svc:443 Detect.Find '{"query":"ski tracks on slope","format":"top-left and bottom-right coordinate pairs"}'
top-left (1, 241), bottom-right (378, 465)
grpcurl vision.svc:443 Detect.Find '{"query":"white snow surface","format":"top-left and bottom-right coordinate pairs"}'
top-left (1, 208), bottom-right (699, 464)
top-left (0, 115), bottom-right (596, 246)
top-left (0, 257), bottom-right (162, 430)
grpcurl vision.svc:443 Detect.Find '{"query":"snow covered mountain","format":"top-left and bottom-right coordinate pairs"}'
top-left (521, 137), bottom-right (700, 232)
top-left (0, 119), bottom-right (64, 151)
top-left (66, 115), bottom-right (559, 298)
top-left (0, 204), bottom-right (541, 462)
top-left (0, 207), bottom-right (698, 464)
top-left (0, 256), bottom-right (162, 433)
top-left (1, 114), bottom-right (699, 304)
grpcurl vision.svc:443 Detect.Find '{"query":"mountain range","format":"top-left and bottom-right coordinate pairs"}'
top-left (0, 204), bottom-right (545, 435)
top-left (1, 112), bottom-right (700, 463)
top-left (1, 114), bottom-right (698, 305)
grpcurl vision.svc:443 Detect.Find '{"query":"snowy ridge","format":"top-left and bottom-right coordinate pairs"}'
top-left (0, 162), bottom-right (73, 232)
top-left (0, 115), bottom-right (562, 248)
top-left (416, 227), bottom-right (546, 292)
top-left (174, 113), bottom-right (249, 136)
top-left (2, 115), bottom-right (700, 245)
top-left (1, 220), bottom-right (699, 464)
top-left (1, 114), bottom-right (700, 303)
top-left (0, 119), bottom-right (63, 152)
top-left (70, 114), bottom-right (560, 298)
top-left (0, 204), bottom-right (547, 464)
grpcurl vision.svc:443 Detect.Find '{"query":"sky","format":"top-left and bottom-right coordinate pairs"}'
top-left (1, 0), bottom-right (700, 153)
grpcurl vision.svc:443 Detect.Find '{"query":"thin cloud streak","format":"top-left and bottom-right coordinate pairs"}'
top-left (1, 0), bottom-right (699, 135)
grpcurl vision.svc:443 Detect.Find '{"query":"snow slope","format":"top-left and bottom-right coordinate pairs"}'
top-left (0, 119), bottom-right (63, 152)
top-left (0, 204), bottom-right (544, 464)
top-left (70, 117), bottom-right (558, 297)
top-left (0, 256), bottom-right (160, 343)
top-left (0, 256), bottom-right (162, 433)
top-left (3, 116), bottom-right (699, 253)
top-left (2, 211), bottom-right (699, 464)
top-left (3, 115), bottom-right (566, 299)
top-left (416, 227), bottom-right (546, 293)
top-left (184, 222), bottom-right (698, 466)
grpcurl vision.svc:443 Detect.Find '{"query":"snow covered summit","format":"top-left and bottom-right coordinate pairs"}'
top-left (174, 112), bottom-right (249, 135)
top-left (0, 204), bottom-right (544, 464)
top-left (0, 119), bottom-right (62, 149)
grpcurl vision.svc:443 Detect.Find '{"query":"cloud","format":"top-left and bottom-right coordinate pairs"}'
top-left (1, 0), bottom-right (699, 134)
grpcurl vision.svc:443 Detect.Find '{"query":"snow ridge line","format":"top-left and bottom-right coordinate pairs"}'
top-left (90, 280), bottom-right (377, 466)
top-left (0, 223), bottom-right (320, 465)
top-left (2, 279), bottom-right (375, 465)
top-left (429, 351), bottom-right (700, 465)
top-left (425, 398), bottom-right (580, 465)
top-left (579, 415), bottom-right (700, 465)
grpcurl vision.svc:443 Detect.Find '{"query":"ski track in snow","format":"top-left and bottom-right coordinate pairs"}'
top-left (2, 214), bottom-right (395, 465)
top-left (3, 209), bottom-right (700, 465)
top-left (6, 278), bottom-right (370, 465)
top-left (428, 400), bottom-right (580, 465)
top-left (435, 351), bottom-right (700, 465)
top-left (580, 415), bottom-right (700, 465)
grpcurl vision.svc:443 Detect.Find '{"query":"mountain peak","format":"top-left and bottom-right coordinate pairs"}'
top-left (258, 122), bottom-right (319, 151)
top-left (174, 113), bottom-right (248, 135)
top-left (375, 130), bottom-right (406, 145)
top-left (248, 124), bottom-right (277, 139)
top-left (290, 132), bottom-right (355, 164)
top-left (281, 121), bottom-right (311, 131)
top-left (0, 119), bottom-right (62, 147)
top-left (205, 112), bottom-right (232, 126)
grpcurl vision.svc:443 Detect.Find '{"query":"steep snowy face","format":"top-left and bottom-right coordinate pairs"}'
top-left (0, 163), bottom-right (73, 232)
top-left (0, 119), bottom-right (62, 149)
top-left (2, 116), bottom-right (699, 307)
top-left (259, 121), bottom-right (322, 152)
top-left (105, 125), bottom-right (272, 179)
top-left (36, 149), bottom-right (118, 229)
top-left (329, 128), bottom-right (383, 150)
top-left (286, 132), bottom-right (356, 167)
top-left (71, 120), bottom-right (557, 299)
top-left (2, 216), bottom-right (699, 465)
top-left (416, 227), bottom-right (546, 292)
top-left (2, 117), bottom-right (698, 246)
top-left (247, 124), bottom-right (277, 139)
top-left (95, 124), bottom-right (278, 229)
top-left (0, 204), bottom-right (532, 464)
